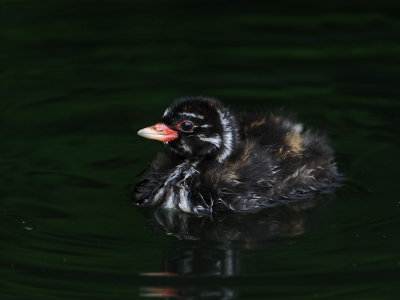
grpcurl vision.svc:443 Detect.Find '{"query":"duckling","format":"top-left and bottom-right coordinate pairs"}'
top-left (133, 96), bottom-right (339, 215)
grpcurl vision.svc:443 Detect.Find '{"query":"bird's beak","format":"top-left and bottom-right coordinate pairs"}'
top-left (137, 123), bottom-right (179, 143)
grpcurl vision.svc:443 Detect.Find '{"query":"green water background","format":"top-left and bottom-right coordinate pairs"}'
top-left (1, 1), bottom-right (400, 299)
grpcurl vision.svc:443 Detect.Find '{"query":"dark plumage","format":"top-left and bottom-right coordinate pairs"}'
top-left (133, 97), bottom-right (339, 215)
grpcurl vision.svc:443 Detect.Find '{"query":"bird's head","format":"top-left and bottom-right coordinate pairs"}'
top-left (137, 97), bottom-right (239, 162)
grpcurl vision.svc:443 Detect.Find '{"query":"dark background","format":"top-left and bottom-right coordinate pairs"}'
top-left (1, 1), bottom-right (400, 299)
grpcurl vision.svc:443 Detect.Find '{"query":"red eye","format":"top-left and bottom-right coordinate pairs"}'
top-left (177, 120), bottom-right (194, 132)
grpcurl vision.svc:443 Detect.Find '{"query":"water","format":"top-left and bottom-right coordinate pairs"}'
top-left (1, 1), bottom-right (400, 299)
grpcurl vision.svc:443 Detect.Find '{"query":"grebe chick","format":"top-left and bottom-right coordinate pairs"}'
top-left (133, 97), bottom-right (339, 215)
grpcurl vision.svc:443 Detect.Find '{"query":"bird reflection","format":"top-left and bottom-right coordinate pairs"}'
top-left (139, 197), bottom-right (328, 299)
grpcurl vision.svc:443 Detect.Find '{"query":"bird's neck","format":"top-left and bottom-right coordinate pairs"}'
top-left (215, 107), bottom-right (240, 163)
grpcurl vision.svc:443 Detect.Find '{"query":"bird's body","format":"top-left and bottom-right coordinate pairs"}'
top-left (133, 97), bottom-right (339, 215)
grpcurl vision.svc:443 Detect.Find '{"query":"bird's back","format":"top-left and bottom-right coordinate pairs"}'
top-left (197, 112), bottom-right (338, 211)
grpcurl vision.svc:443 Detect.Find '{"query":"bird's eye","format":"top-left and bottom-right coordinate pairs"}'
top-left (178, 120), bottom-right (194, 132)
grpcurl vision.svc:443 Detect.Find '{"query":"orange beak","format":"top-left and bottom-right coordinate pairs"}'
top-left (137, 123), bottom-right (179, 143)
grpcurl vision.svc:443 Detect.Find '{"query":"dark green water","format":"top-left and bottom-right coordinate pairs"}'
top-left (1, 1), bottom-right (400, 299)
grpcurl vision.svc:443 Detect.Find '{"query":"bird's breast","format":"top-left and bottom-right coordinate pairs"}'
top-left (155, 161), bottom-right (199, 213)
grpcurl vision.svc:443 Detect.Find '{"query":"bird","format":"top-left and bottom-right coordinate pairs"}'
top-left (133, 96), bottom-right (339, 215)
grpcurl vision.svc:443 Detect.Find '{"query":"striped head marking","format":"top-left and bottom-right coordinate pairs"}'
top-left (159, 97), bottom-right (239, 161)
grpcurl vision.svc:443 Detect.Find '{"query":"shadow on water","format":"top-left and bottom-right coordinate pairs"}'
top-left (138, 197), bottom-right (329, 299)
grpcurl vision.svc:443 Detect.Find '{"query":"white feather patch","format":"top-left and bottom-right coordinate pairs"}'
top-left (180, 142), bottom-right (192, 153)
top-left (162, 107), bottom-right (171, 117)
top-left (293, 123), bottom-right (303, 134)
top-left (179, 112), bottom-right (205, 119)
top-left (164, 190), bottom-right (175, 208)
top-left (216, 108), bottom-right (235, 162)
top-left (178, 187), bottom-right (192, 212)
top-left (198, 134), bottom-right (222, 148)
